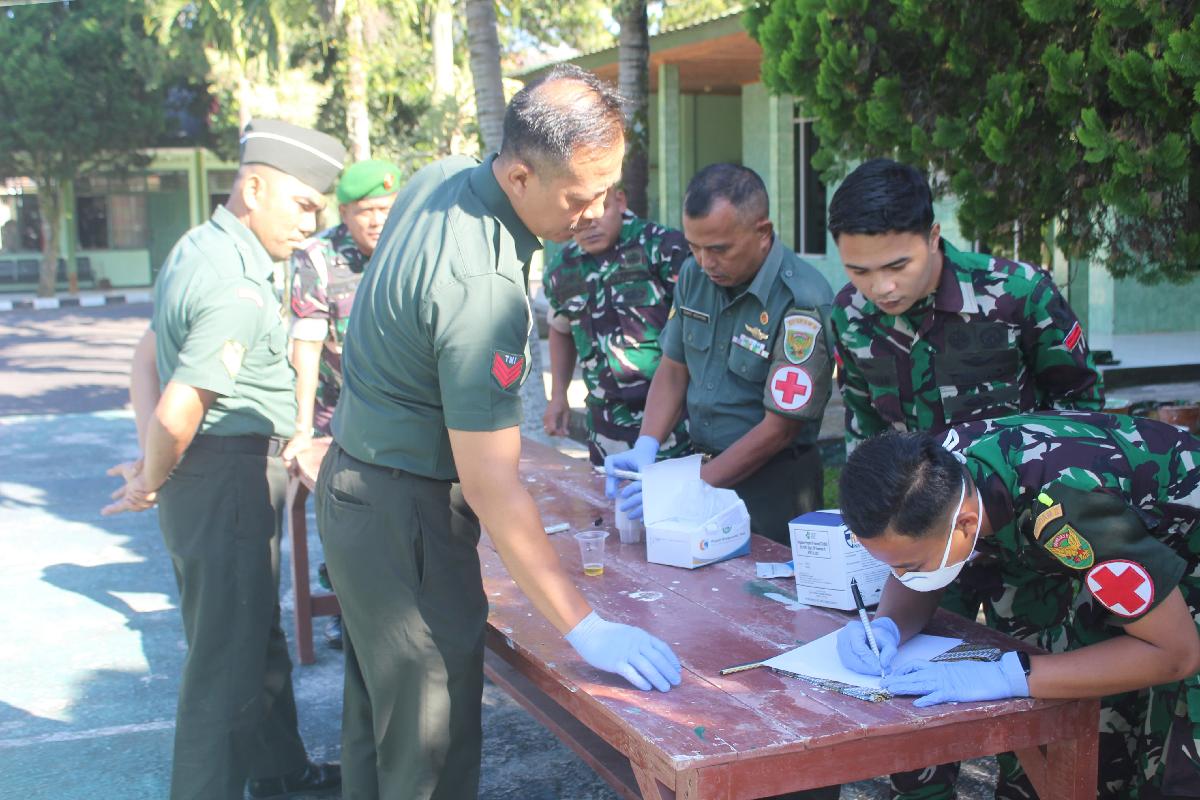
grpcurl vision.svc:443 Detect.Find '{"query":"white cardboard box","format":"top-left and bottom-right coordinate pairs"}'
top-left (642, 455), bottom-right (751, 569)
top-left (789, 509), bottom-right (890, 610)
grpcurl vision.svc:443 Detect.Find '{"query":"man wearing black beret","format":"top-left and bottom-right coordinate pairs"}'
top-left (105, 119), bottom-right (345, 800)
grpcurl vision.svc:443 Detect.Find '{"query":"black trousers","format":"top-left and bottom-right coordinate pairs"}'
top-left (155, 436), bottom-right (308, 800)
top-left (729, 443), bottom-right (825, 546)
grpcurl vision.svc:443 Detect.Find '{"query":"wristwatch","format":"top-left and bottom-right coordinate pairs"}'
top-left (1014, 650), bottom-right (1032, 676)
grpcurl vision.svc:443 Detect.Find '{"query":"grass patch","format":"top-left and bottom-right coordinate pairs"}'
top-left (823, 464), bottom-right (842, 509)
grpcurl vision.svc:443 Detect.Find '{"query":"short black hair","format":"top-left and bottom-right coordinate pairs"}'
top-left (501, 64), bottom-right (624, 171)
top-left (827, 158), bottom-right (934, 240)
top-left (838, 431), bottom-right (964, 539)
top-left (683, 163), bottom-right (769, 223)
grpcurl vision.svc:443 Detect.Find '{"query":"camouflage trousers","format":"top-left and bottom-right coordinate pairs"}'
top-left (888, 561), bottom-right (1200, 800)
top-left (584, 399), bottom-right (691, 467)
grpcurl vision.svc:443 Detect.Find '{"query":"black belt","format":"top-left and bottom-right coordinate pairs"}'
top-left (190, 434), bottom-right (288, 458)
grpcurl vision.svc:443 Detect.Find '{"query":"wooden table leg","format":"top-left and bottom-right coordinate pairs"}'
top-left (1016, 699), bottom-right (1099, 799)
top-left (632, 764), bottom-right (675, 800)
top-left (286, 476), bottom-right (315, 666)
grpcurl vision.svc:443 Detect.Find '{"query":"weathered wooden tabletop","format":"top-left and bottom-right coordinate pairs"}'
top-left (483, 438), bottom-right (1099, 800)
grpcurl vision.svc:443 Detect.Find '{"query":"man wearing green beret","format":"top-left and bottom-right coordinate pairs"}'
top-left (287, 158), bottom-right (402, 648)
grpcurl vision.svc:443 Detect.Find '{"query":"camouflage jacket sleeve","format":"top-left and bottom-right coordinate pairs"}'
top-left (1021, 272), bottom-right (1104, 410)
top-left (289, 244), bottom-right (331, 342)
top-left (830, 302), bottom-right (890, 447)
top-left (1030, 483), bottom-right (1186, 624)
top-left (650, 226), bottom-right (689, 303)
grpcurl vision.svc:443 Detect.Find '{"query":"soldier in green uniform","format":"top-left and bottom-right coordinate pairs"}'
top-left (103, 119), bottom-right (344, 800)
top-left (542, 185), bottom-right (691, 463)
top-left (288, 158), bottom-right (402, 649)
top-left (828, 158), bottom-right (1106, 800)
top-left (835, 411), bottom-right (1200, 800)
top-left (317, 65), bottom-right (681, 800)
top-left (606, 163), bottom-right (835, 546)
top-left (829, 158), bottom-right (1103, 448)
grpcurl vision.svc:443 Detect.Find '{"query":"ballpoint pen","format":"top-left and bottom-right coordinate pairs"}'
top-left (850, 577), bottom-right (884, 677)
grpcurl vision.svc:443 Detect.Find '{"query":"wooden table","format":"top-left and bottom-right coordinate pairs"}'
top-left (286, 440), bottom-right (341, 665)
top-left (286, 438), bottom-right (1100, 799)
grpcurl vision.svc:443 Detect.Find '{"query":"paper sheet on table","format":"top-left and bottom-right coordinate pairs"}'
top-left (762, 630), bottom-right (962, 691)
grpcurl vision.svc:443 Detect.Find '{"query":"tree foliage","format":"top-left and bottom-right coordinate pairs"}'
top-left (748, 0), bottom-right (1200, 283)
top-left (0, 0), bottom-right (167, 296)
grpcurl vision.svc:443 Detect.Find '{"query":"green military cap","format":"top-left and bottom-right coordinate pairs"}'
top-left (240, 118), bottom-right (347, 194)
top-left (337, 159), bottom-right (404, 205)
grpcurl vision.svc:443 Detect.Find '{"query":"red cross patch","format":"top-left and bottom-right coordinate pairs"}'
top-left (1085, 559), bottom-right (1154, 617)
top-left (770, 365), bottom-right (813, 411)
top-left (1064, 321), bottom-right (1083, 351)
top-left (491, 350), bottom-right (525, 390)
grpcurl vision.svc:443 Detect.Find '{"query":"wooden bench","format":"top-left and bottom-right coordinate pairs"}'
top-left (287, 438), bottom-right (1100, 799)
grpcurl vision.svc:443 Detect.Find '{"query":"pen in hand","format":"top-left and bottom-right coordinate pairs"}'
top-left (850, 577), bottom-right (885, 677)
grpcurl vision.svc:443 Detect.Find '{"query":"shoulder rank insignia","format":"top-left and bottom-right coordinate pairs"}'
top-left (1044, 523), bottom-right (1095, 570)
top-left (783, 313), bottom-right (822, 364)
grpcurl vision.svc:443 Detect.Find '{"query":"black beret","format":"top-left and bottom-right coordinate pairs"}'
top-left (239, 119), bottom-right (347, 194)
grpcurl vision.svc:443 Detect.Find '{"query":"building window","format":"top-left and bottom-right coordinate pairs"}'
top-left (793, 117), bottom-right (827, 256)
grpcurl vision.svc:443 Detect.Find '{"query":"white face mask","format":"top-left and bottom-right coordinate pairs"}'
top-left (893, 479), bottom-right (981, 593)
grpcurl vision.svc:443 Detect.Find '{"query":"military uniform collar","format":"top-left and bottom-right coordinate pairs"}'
top-left (935, 240), bottom-right (980, 314)
top-left (744, 235), bottom-right (784, 305)
top-left (210, 205), bottom-right (275, 282)
top-left (469, 154), bottom-right (543, 264)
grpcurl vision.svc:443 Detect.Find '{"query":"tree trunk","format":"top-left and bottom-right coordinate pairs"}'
top-left (617, 0), bottom-right (650, 218)
top-left (432, 0), bottom-right (454, 104)
top-left (465, 0), bottom-right (506, 154)
top-left (344, 0), bottom-right (371, 161)
top-left (36, 180), bottom-right (60, 298)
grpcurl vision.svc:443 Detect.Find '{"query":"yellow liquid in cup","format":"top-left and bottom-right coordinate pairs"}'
top-left (583, 565), bottom-right (604, 577)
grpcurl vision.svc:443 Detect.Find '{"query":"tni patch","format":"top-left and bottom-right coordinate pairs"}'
top-left (1044, 523), bottom-right (1095, 570)
top-left (491, 350), bottom-right (525, 390)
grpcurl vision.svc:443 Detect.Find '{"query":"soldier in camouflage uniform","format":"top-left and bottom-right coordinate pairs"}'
top-left (835, 411), bottom-right (1200, 800)
top-left (289, 159), bottom-right (401, 650)
top-left (543, 187), bottom-right (691, 464)
top-left (827, 159), bottom-right (1105, 799)
top-left (828, 159), bottom-right (1103, 449)
top-left (290, 159), bottom-right (402, 439)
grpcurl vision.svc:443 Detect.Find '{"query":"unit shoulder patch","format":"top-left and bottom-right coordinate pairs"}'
top-left (1043, 523), bottom-right (1095, 570)
top-left (1086, 559), bottom-right (1154, 617)
top-left (783, 312), bottom-right (822, 364)
top-left (221, 340), bottom-right (247, 379)
top-left (769, 364), bottom-right (814, 411)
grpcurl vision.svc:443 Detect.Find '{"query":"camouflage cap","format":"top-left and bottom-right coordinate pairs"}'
top-left (239, 118), bottom-right (346, 194)
top-left (336, 159), bottom-right (404, 205)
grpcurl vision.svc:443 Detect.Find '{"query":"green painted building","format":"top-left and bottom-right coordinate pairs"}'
top-left (519, 11), bottom-right (1200, 343)
top-left (0, 148), bottom-right (239, 292)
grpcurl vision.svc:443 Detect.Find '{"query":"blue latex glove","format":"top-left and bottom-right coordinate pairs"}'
top-left (836, 616), bottom-right (900, 676)
top-left (882, 651), bottom-right (1030, 707)
top-left (565, 611), bottom-right (682, 692)
top-left (604, 435), bottom-right (659, 519)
